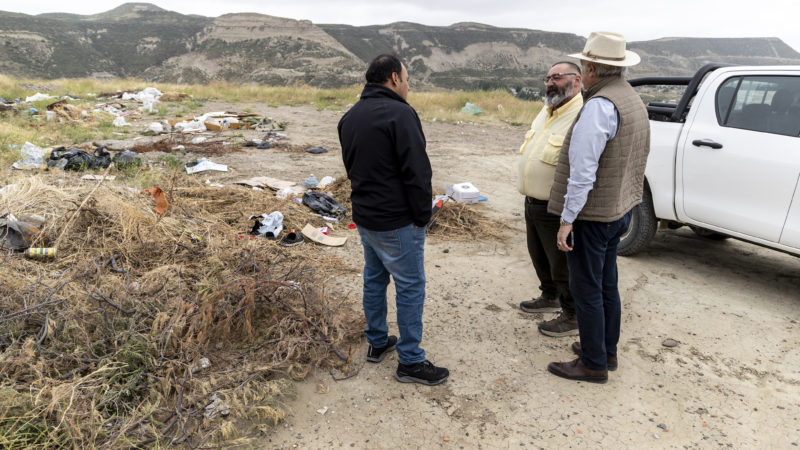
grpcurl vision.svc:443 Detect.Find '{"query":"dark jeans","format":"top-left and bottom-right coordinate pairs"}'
top-left (357, 223), bottom-right (427, 365)
top-left (524, 197), bottom-right (574, 316)
top-left (567, 211), bottom-right (633, 370)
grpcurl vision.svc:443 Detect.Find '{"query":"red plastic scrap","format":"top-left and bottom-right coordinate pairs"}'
top-left (142, 187), bottom-right (169, 215)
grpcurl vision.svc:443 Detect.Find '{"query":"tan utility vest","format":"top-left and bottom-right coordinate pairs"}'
top-left (548, 76), bottom-right (650, 222)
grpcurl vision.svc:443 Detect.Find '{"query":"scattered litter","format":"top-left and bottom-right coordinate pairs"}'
top-left (204, 393), bottom-right (230, 420)
top-left (348, 223), bottom-right (356, 229)
top-left (112, 116), bottom-right (130, 127)
top-left (0, 213), bottom-right (43, 250)
top-left (257, 141), bottom-right (272, 149)
top-left (47, 146), bottom-right (112, 171)
top-left (319, 215), bottom-right (339, 223)
top-left (302, 192), bottom-right (347, 217)
top-left (317, 227), bottom-right (329, 235)
top-left (316, 406), bottom-right (329, 415)
top-left (81, 174), bottom-right (116, 182)
top-left (24, 247), bottom-right (56, 260)
top-left (446, 182), bottom-right (481, 204)
top-left (11, 142), bottom-right (44, 170)
top-left (204, 180), bottom-right (225, 187)
top-left (47, 99), bottom-right (84, 121)
top-left (301, 223), bottom-right (347, 247)
top-left (142, 187), bottom-right (169, 215)
top-left (235, 176), bottom-right (300, 193)
top-left (304, 174), bottom-right (319, 188)
top-left (25, 93), bottom-right (53, 102)
top-left (174, 120), bottom-right (206, 133)
top-left (305, 147), bottom-right (328, 154)
top-left (185, 158), bottom-right (228, 174)
top-left (250, 211), bottom-right (284, 239)
top-left (317, 176), bottom-right (335, 188)
top-left (460, 102), bottom-right (483, 115)
top-left (264, 131), bottom-right (287, 139)
top-left (191, 136), bottom-right (207, 144)
top-left (112, 150), bottom-right (143, 171)
top-left (148, 122), bottom-right (164, 133)
top-left (122, 87), bottom-right (162, 104)
top-left (280, 229), bottom-right (304, 247)
top-left (172, 145), bottom-right (186, 151)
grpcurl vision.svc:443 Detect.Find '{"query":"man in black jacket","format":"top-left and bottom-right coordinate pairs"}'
top-left (338, 54), bottom-right (449, 386)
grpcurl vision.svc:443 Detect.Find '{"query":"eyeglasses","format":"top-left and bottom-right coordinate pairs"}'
top-left (543, 73), bottom-right (578, 83)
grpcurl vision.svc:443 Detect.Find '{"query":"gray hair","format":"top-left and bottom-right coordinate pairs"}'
top-left (582, 61), bottom-right (626, 78)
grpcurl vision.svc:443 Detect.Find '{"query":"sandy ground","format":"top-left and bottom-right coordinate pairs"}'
top-left (115, 104), bottom-right (800, 448)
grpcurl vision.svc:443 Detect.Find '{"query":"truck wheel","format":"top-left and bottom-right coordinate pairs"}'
top-left (689, 225), bottom-right (730, 241)
top-left (618, 187), bottom-right (657, 256)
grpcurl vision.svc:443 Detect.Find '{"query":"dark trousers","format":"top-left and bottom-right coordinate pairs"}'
top-left (567, 211), bottom-right (632, 370)
top-left (524, 197), bottom-right (574, 316)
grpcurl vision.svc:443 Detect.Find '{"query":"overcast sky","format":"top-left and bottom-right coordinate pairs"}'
top-left (4, 1), bottom-right (799, 53)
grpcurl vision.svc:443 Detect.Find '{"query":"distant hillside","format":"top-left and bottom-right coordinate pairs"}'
top-left (2, 3), bottom-right (800, 91)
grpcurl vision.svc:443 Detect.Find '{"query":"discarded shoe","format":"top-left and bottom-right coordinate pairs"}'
top-left (366, 335), bottom-right (397, 363)
top-left (280, 229), bottom-right (304, 247)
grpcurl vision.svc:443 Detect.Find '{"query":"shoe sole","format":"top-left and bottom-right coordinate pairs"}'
top-left (394, 372), bottom-right (449, 386)
top-left (571, 345), bottom-right (618, 371)
top-left (365, 344), bottom-right (396, 363)
top-left (547, 365), bottom-right (608, 383)
top-left (520, 306), bottom-right (560, 313)
top-left (538, 327), bottom-right (580, 337)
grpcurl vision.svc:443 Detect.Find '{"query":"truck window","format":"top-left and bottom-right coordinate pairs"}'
top-left (718, 76), bottom-right (800, 137)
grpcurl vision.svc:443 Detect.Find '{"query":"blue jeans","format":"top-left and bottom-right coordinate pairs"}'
top-left (358, 223), bottom-right (427, 365)
top-left (567, 211), bottom-right (632, 370)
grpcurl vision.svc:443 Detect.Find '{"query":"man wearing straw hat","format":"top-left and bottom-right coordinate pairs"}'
top-left (547, 32), bottom-right (650, 383)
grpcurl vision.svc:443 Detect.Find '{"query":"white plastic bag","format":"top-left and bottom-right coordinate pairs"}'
top-left (11, 142), bottom-right (44, 170)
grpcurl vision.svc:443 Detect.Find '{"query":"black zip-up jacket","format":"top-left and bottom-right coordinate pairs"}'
top-left (338, 83), bottom-right (432, 231)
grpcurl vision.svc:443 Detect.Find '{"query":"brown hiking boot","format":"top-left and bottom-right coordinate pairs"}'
top-left (571, 341), bottom-right (618, 371)
top-left (538, 313), bottom-right (579, 337)
top-left (519, 296), bottom-right (560, 313)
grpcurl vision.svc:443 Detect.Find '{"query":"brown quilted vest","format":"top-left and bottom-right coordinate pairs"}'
top-left (548, 76), bottom-right (650, 222)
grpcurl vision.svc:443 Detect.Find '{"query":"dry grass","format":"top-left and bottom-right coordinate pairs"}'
top-left (0, 171), bottom-right (365, 448)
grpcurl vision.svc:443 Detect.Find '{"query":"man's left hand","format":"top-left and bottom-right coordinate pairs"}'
top-left (557, 223), bottom-right (573, 252)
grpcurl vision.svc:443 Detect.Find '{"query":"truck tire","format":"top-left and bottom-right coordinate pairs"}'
top-left (617, 186), bottom-right (658, 256)
top-left (689, 225), bottom-right (730, 241)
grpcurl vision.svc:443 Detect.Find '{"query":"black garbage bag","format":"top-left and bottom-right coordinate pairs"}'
top-left (113, 150), bottom-right (143, 170)
top-left (47, 146), bottom-right (112, 171)
top-left (302, 192), bottom-right (347, 217)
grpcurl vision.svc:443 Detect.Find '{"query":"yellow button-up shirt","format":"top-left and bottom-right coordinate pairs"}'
top-left (516, 93), bottom-right (583, 201)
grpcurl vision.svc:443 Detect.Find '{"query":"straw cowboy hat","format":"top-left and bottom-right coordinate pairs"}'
top-left (569, 31), bottom-right (641, 67)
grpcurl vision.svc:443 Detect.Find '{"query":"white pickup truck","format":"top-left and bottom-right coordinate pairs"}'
top-left (619, 64), bottom-right (800, 256)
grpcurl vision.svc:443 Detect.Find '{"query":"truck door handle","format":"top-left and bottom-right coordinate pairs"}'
top-left (692, 139), bottom-right (723, 149)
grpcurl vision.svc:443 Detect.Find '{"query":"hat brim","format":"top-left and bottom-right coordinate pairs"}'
top-left (569, 50), bottom-right (641, 67)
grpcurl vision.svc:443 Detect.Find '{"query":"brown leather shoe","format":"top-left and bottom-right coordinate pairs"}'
top-left (547, 357), bottom-right (608, 383)
top-left (571, 341), bottom-right (618, 371)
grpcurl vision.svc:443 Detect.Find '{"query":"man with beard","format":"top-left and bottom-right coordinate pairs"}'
top-left (516, 61), bottom-right (583, 336)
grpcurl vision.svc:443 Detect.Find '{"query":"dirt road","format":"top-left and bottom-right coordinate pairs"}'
top-left (139, 104), bottom-right (800, 448)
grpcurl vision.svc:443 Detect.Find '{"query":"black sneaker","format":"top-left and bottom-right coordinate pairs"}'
top-left (519, 296), bottom-right (560, 313)
top-left (394, 360), bottom-right (449, 386)
top-left (366, 335), bottom-right (397, 363)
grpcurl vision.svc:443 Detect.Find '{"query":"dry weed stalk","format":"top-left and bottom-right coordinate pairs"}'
top-left (0, 173), bottom-right (363, 448)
